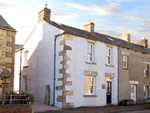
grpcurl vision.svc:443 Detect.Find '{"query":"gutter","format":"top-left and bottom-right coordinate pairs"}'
top-left (117, 46), bottom-right (120, 104)
top-left (52, 32), bottom-right (65, 106)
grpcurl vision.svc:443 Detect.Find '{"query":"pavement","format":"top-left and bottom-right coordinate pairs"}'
top-left (34, 101), bottom-right (61, 113)
top-left (34, 102), bottom-right (150, 113)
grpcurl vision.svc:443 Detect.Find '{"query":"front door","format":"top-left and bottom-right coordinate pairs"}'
top-left (130, 85), bottom-right (136, 103)
top-left (106, 81), bottom-right (111, 104)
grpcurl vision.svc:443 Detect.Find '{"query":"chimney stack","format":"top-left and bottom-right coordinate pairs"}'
top-left (38, 3), bottom-right (51, 23)
top-left (83, 18), bottom-right (95, 33)
top-left (137, 37), bottom-right (148, 48)
top-left (120, 31), bottom-right (131, 42)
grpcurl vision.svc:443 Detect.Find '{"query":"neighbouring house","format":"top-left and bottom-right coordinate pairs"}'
top-left (14, 44), bottom-right (23, 93)
top-left (119, 32), bottom-right (150, 104)
top-left (14, 4), bottom-right (150, 109)
top-left (0, 15), bottom-right (16, 94)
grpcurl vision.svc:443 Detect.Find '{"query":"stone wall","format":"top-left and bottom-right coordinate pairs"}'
top-left (119, 47), bottom-right (150, 103)
top-left (0, 29), bottom-right (16, 94)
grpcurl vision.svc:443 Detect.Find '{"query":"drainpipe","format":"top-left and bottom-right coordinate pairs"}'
top-left (19, 48), bottom-right (23, 94)
top-left (52, 32), bottom-right (65, 106)
top-left (117, 46), bottom-right (120, 104)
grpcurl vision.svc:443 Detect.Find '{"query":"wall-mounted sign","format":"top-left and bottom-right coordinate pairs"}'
top-left (102, 84), bottom-right (105, 89)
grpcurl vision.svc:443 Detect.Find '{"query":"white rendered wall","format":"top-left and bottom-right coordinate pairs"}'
top-left (23, 21), bottom-right (62, 106)
top-left (65, 35), bottom-right (118, 107)
top-left (14, 51), bottom-right (20, 93)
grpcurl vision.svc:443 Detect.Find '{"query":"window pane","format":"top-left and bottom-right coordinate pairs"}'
top-left (90, 86), bottom-right (93, 93)
top-left (107, 57), bottom-right (110, 64)
top-left (87, 44), bottom-right (92, 53)
top-left (90, 54), bottom-right (92, 61)
top-left (107, 48), bottom-right (110, 56)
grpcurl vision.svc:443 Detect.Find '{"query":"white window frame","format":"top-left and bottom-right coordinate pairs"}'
top-left (106, 47), bottom-right (111, 65)
top-left (87, 43), bottom-right (94, 62)
top-left (123, 55), bottom-right (128, 68)
top-left (144, 85), bottom-right (149, 98)
top-left (144, 63), bottom-right (149, 77)
top-left (24, 51), bottom-right (28, 66)
top-left (84, 76), bottom-right (95, 95)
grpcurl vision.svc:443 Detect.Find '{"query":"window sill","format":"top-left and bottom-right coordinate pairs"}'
top-left (23, 66), bottom-right (28, 68)
top-left (105, 64), bottom-right (114, 67)
top-left (123, 67), bottom-right (128, 70)
top-left (83, 95), bottom-right (97, 97)
top-left (85, 62), bottom-right (97, 65)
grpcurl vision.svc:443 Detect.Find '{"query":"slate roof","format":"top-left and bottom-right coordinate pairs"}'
top-left (0, 15), bottom-right (16, 31)
top-left (47, 20), bottom-right (150, 53)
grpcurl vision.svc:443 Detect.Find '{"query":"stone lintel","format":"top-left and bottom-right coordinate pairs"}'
top-left (84, 71), bottom-right (98, 76)
top-left (59, 69), bottom-right (66, 74)
top-left (6, 52), bottom-right (14, 58)
top-left (63, 35), bottom-right (73, 41)
top-left (64, 81), bottom-right (72, 86)
top-left (6, 41), bottom-right (14, 47)
top-left (86, 39), bottom-right (96, 44)
top-left (59, 40), bottom-right (66, 46)
top-left (64, 90), bottom-right (73, 96)
top-left (59, 50), bottom-right (66, 56)
top-left (105, 73), bottom-right (115, 78)
top-left (56, 86), bottom-right (63, 90)
top-left (105, 43), bottom-right (114, 48)
top-left (64, 45), bottom-right (72, 51)
top-left (121, 51), bottom-right (129, 56)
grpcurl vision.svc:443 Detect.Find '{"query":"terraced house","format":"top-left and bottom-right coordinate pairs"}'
top-left (14, 4), bottom-right (150, 109)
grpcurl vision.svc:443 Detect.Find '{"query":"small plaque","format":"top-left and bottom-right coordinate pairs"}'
top-left (102, 84), bottom-right (105, 89)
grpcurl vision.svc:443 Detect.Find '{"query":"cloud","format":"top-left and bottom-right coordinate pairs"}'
top-left (52, 12), bottom-right (80, 19)
top-left (106, 0), bottom-right (142, 3)
top-left (66, 3), bottom-right (120, 16)
top-left (123, 15), bottom-right (143, 21)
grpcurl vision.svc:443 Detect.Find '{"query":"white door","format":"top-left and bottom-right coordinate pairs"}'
top-left (130, 85), bottom-right (136, 103)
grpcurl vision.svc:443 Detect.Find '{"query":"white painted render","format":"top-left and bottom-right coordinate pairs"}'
top-left (15, 20), bottom-right (119, 108)
top-left (64, 35), bottom-right (118, 107)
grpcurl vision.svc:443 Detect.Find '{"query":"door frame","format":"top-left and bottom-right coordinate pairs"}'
top-left (129, 81), bottom-right (139, 104)
top-left (106, 78), bottom-right (112, 104)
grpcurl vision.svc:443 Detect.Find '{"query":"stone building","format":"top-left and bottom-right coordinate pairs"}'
top-left (0, 15), bottom-right (16, 94)
top-left (14, 4), bottom-right (150, 109)
top-left (119, 32), bottom-right (150, 104)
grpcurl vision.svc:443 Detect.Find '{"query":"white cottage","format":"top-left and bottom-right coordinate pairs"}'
top-left (15, 4), bottom-right (119, 108)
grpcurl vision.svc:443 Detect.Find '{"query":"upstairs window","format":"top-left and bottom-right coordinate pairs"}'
top-left (106, 48), bottom-right (111, 65)
top-left (123, 55), bottom-right (128, 68)
top-left (144, 63), bottom-right (149, 77)
top-left (87, 44), bottom-right (93, 62)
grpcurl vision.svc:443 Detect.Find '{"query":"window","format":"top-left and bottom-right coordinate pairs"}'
top-left (87, 44), bottom-right (93, 62)
top-left (24, 78), bottom-right (27, 92)
top-left (84, 76), bottom-right (95, 95)
top-left (123, 55), bottom-right (128, 68)
top-left (24, 51), bottom-right (28, 66)
top-left (144, 64), bottom-right (149, 77)
top-left (106, 48), bottom-right (111, 65)
top-left (144, 85), bottom-right (149, 98)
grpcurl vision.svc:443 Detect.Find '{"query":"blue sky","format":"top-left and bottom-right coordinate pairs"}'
top-left (1, 0), bottom-right (150, 46)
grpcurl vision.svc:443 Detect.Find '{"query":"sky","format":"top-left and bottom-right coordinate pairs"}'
top-left (1, 0), bottom-right (150, 47)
